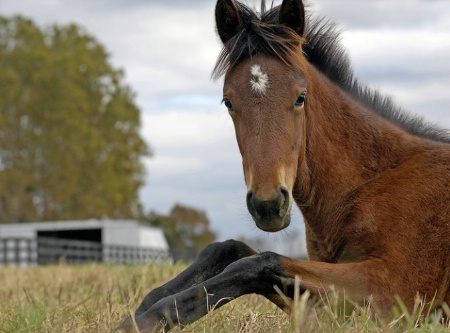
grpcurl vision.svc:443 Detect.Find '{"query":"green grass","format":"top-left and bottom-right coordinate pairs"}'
top-left (0, 263), bottom-right (449, 333)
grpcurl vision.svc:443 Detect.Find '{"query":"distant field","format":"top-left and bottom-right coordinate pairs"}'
top-left (0, 263), bottom-right (449, 333)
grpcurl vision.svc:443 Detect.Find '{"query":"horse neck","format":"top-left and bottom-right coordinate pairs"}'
top-left (295, 66), bottom-right (418, 232)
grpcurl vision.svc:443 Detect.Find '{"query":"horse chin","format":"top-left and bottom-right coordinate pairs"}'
top-left (255, 213), bottom-right (291, 232)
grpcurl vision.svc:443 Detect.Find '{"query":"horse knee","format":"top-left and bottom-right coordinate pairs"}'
top-left (198, 239), bottom-right (256, 262)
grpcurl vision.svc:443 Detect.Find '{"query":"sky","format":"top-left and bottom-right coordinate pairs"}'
top-left (1, 0), bottom-right (449, 255)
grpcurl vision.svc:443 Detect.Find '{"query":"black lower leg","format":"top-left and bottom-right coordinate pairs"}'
top-left (117, 240), bottom-right (256, 331)
top-left (134, 252), bottom-right (297, 332)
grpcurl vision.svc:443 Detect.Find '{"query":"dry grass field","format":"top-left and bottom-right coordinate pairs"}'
top-left (0, 263), bottom-right (449, 333)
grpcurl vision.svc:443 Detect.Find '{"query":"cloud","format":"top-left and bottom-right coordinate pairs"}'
top-left (315, 0), bottom-right (450, 30)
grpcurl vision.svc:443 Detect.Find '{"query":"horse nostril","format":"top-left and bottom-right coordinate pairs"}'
top-left (246, 190), bottom-right (253, 209)
top-left (278, 186), bottom-right (290, 217)
top-left (246, 190), bottom-right (260, 220)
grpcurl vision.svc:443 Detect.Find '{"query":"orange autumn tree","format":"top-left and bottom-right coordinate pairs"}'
top-left (144, 204), bottom-right (216, 253)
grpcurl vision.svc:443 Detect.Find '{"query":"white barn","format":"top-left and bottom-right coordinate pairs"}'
top-left (0, 219), bottom-right (170, 265)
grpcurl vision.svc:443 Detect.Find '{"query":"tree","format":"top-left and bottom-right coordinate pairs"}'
top-left (0, 16), bottom-right (150, 222)
top-left (144, 204), bottom-right (216, 253)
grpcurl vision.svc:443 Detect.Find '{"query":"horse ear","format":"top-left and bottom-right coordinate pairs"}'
top-left (279, 0), bottom-right (305, 37)
top-left (215, 0), bottom-right (242, 45)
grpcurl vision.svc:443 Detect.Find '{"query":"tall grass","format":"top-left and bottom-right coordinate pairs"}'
top-left (0, 263), bottom-right (184, 333)
top-left (0, 263), bottom-right (448, 333)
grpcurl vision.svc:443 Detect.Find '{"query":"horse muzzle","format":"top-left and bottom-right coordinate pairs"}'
top-left (246, 186), bottom-right (291, 232)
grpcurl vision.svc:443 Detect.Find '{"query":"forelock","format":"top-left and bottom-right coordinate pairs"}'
top-left (212, 2), bottom-right (305, 80)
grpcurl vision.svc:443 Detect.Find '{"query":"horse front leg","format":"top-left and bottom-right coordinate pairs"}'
top-left (124, 253), bottom-right (381, 332)
top-left (116, 239), bottom-right (258, 332)
top-left (120, 252), bottom-right (296, 332)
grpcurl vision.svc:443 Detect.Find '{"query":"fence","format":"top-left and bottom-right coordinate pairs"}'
top-left (0, 237), bottom-right (171, 266)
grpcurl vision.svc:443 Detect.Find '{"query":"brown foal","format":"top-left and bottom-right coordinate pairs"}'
top-left (118, 0), bottom-right (450, 331)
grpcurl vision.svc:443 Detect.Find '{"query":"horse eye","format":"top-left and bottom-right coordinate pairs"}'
top-left (295, 91), bottom-right (307, 107)
top-left (222, 97), bottom-right (233, 111)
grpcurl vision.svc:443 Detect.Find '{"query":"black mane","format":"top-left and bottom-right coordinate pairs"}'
top-left (304, 17), bottom-right (450, 144)
top-left (213, 2), bottom-right (450, 144)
